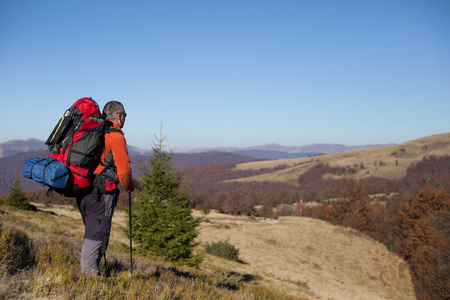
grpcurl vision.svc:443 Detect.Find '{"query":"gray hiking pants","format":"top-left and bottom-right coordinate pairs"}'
top-left (77, 193), bottom-right (115, 276)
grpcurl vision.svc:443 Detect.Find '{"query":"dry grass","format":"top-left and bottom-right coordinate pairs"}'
top-left (231, 132), bottom-right (450, 185)
top-left (30, 202), bottom-right (130, 253)
top-left (195, 211), bottom-right (415, 300)
top-left (8, 203), bottom-right (416, 299)
top-left (1, 204), bottom-right (300, 300)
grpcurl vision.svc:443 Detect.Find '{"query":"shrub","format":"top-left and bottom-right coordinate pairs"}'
top-left (205, 239), bottom-right (239, 261)
top-left (386, 239), bottom-right (398, 253)
top-left (202, 203), bottom-right (211, 215)
top-left (286, 279), bottom-right (310, 289)
top-left (329, 216), bottom-right (337, 226)
top-left (5, 176), bottom-right (34, 211)
top-left (0, 222), bottom-right (36, 275)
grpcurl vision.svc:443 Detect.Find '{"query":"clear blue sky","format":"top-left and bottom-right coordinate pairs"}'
top-left (1, 0), bottom-right (449, 152)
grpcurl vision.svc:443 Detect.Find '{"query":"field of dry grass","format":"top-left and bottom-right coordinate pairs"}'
top-left (231, 132), bottom-right (450, 185)
top-left (1, 204), bottom-right (299, 300)
top-left (195, 211), bottom-right (415, 300)
top-left (32, 203), bottom-right (416, 300)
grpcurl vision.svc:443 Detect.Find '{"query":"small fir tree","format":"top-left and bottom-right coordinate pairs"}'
top-left (127, 136), bottom-right (203, 267)
top-left (5, 176), bottom-right (32, 210)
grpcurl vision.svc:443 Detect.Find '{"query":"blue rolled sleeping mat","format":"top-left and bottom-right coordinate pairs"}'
top-left (23, 157), bottom-right (69, 189)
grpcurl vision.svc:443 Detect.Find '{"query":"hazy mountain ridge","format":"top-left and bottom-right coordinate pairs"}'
top-left (0, 139), bottom-right (153, 158)
top-left (0, 138), bottom-right (48, 157)
top-left (188, 143), bottom-right (389, 154)
top-left (232, 149), bottom-right (317, 159)
top-left (127, 146), bottom-right (153, 157)
top-left (0, 139), bottom-right (389, 159)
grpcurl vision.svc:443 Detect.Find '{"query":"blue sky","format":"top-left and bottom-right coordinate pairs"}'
top-left (1, 0), bottom-right (449, 152)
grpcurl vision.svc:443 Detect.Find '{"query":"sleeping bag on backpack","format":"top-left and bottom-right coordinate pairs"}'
top-left (22, 157), bottom-right (69, 189)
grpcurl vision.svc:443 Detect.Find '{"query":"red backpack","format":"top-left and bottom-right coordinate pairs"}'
top-left (46, 97), bottom-right (106, 197)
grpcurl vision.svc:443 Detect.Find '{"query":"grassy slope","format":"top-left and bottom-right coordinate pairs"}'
top-left (1, 204), bottom-right (300, 300)
top-left (230, 132), bottom-right (450, 185)
top-left (22, 203), bottom-right (415, 300)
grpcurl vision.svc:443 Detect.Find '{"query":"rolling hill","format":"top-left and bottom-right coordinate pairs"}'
top-left (23, 203), bottom-right (415, 300)
top-left (230, 132), bottom-right (450, 185)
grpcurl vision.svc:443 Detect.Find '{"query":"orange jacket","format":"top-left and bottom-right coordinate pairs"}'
top-left (94, 121), bottom-right (133, 192)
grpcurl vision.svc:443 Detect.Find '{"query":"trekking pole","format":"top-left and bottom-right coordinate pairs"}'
top-left (129, 191), bottom-right (133, 275)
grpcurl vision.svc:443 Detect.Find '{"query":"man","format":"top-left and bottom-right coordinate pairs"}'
top-left (77, 101), bottom-right (133, 276)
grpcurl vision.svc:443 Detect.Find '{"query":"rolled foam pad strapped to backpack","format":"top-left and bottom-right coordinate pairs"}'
top-left (23, 157), bottom-right (69, 189)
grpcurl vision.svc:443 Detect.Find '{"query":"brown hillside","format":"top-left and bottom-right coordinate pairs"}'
top-left (32, 203), bottom-right (415, 300)
top-left (231, 132), bottom-right (450, 185)
top-left (196, 211), bottom-right (415, 300)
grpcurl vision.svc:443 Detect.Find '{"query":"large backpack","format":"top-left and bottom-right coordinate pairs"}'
top-left (45, 97), bottom-right (107, 197)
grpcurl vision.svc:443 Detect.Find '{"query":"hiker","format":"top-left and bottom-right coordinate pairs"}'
top-left (76, 101), bottom-right (133, 276)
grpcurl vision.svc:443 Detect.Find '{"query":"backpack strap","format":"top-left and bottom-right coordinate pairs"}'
top-left (92, 127), bottom-right (124, 199)
top-left (107, 127), bottom-right (123, 135)
top-left (100, 151), bottom-right (116, 177)
top-left (65, 133), bottom-right (74, 166)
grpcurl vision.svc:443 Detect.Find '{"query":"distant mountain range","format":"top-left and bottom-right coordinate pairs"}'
top-left (0, 139), bottom-right (48, 158)
top-left (0, 139), bottom-right (389, 160)
top-left (186, 143), bottom-right (390, 159)
top-left (0, 139), bottom-right (154, 158)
